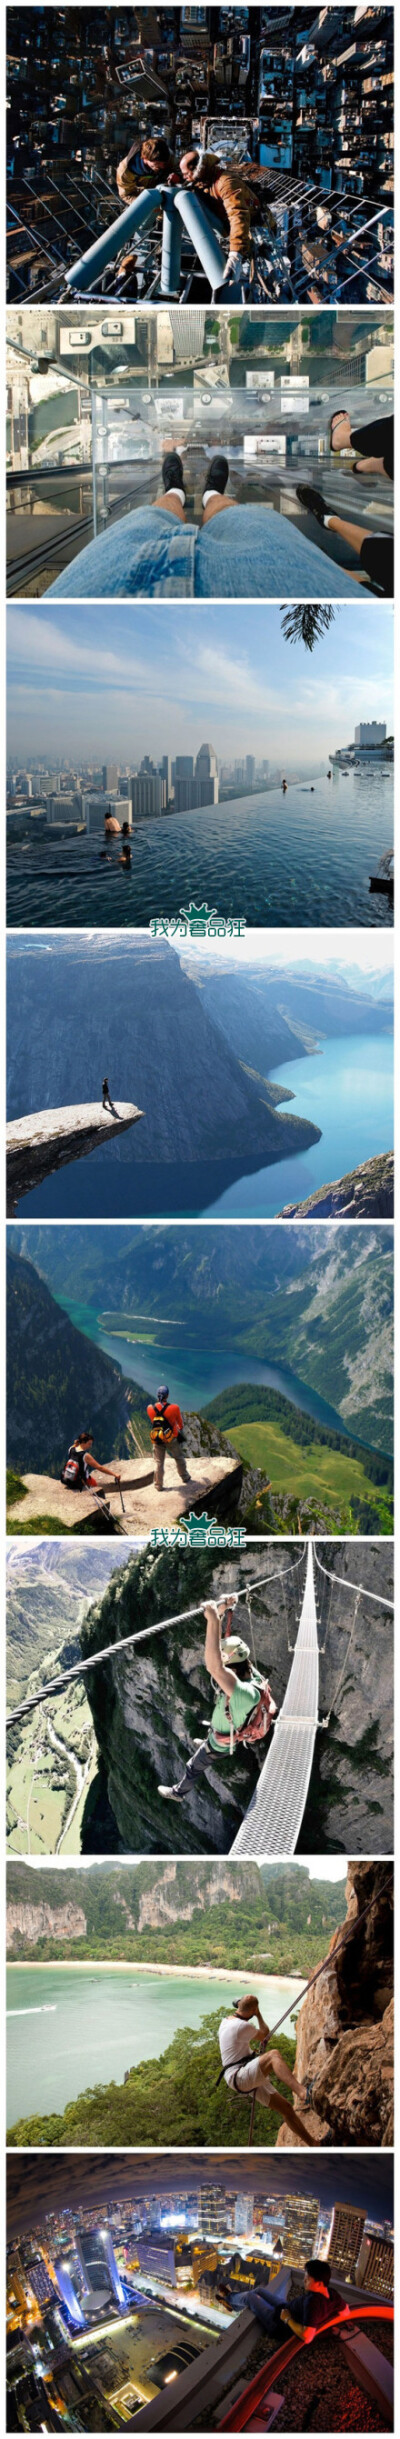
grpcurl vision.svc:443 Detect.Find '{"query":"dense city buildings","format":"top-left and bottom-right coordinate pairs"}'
top-left (7, 10), bottom-right (394, 301)
top-left (6, 2160), bottom-right (394, 2431)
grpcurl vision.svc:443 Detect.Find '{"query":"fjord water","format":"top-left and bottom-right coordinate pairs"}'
top-left (206, 1032), bottom-right (393, 1217)
top-left (22, 1028), bottom-right (393, 1221)
top-left (7, 768), bottom-right (393, 929)
top-left (6, 1965), bottom-right (302, 2126)
top-left (55, 1298), bottom-right (353, 1438)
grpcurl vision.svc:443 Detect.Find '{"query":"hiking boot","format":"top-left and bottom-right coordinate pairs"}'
top-left (203, 454), bottom-right (229, 501)
top-left (296, 484), bottom-right (329, 526)
top-left (162, 451), bottom-right (185, 495)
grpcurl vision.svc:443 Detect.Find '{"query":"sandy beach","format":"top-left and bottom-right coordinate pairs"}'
top-left (9, 1959), bottom-right (304, 1993)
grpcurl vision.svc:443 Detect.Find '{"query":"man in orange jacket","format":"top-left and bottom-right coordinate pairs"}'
top-left (147, 1383), bottom-right (193, 1492)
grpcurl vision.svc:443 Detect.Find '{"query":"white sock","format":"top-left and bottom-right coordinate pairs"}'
top-left (323, 514), bottom-right (333, 528)
top-left (202, 486), bottom-right (224, 506)
top-left (164, 486), bottom-right (185, 506)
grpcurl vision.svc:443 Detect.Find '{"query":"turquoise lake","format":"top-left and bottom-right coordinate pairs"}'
top-left (6, 1965), bottom-right (302, 2126)
top-left (205, 1032), bottom-right (393, 1215)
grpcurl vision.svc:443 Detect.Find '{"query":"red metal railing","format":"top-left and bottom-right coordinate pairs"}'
top-left (218, 2305), bottom-right (394, 2430)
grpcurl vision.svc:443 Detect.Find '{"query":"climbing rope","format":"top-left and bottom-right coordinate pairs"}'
top-left (5, 1553), bottom-right (306, 1728)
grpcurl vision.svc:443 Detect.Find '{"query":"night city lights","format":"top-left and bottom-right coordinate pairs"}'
top-left (7, 2153), bottom-right (393, 2431)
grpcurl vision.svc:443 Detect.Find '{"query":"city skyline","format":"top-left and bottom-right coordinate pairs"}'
top-left (7, 602), bottom-right (393, 770)
top-left (7, 2154), bottom-right (393, 2241)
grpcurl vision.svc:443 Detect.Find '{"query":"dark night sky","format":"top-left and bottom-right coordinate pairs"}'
top-left (7, 2152), bottom-right (393, 2240)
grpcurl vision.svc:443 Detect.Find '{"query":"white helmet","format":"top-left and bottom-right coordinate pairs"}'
top-left (222, 1634), bottom-right (250, 1664)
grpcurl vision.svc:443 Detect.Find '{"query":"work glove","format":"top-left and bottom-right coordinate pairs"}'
top-left (225, 251), bottom-right (243, 281)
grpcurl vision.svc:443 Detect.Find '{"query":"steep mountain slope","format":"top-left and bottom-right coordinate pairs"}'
top-left (280, 1151), bottom-right (394, 1218)
top-left (6, 936), bottom-right (320, 1170)
top-left (190, 959), bottom-right (393, 1075)
top-left (6, 1543), bottom-right (124, 1702)
top-left (11, 1225), bottom-right (393, 1455)
top-left (7, 1251), bottom-right (147, 1475)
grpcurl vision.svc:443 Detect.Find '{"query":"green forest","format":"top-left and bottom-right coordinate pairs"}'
top-left (7, 1858), bottom-right (345, 1974)
top-left (7, 2007), bottom-right (296, 2150)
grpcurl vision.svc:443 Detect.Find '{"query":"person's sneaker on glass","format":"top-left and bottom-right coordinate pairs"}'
top-left (162, 451), bottom-right (186, 502)
top-left (203, 453), bottom-right (230, 505)
top-left (296, 484), bottom-right (329, 527)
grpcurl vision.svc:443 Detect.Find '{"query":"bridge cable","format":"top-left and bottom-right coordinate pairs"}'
top-left (6, 1556), bottom-right (306, 1728)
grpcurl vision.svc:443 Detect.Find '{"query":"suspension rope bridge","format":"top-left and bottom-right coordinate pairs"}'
top-left (7, 1545), bottom-right (391, 1861)
top-left (314, 1550), bottom-right (394, 1606)
top-left (6, 1554), bottom-right (306, 1729)
top-left (230, 1542), bottom-right (320, 1858)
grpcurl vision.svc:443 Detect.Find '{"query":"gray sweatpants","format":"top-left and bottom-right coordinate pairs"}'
top-left (153, 1441), bottom-right (190, 1490)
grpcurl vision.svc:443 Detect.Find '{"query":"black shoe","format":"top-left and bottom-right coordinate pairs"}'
top-left (296, 484), bottom-right (328, 526)
top-left (162, 451), bottom-right (184, 494)
top-left (206, 454), bottom-right (229, 495)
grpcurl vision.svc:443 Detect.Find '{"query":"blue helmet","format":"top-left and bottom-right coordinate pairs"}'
top-left (157, 1385), bottom-right (169, 1403)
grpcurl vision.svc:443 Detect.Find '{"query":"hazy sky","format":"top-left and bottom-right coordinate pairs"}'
top-left (181, 928), bottom-right (393, 976)
top-left (7, 601), bottom-right (393, 768)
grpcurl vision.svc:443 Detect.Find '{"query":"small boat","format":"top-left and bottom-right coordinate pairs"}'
top-left (369, 848), bottom-right (394, 899)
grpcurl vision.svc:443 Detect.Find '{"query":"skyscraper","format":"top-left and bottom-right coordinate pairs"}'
top-left (283, 2194), bottom-right (319, 2265)
top-left (75, 2228), bottom-right (126, 2312)
top-left (198, 2188), bottom-right (237, 2241)
top-left (328, 2205), bottom-right (366, 2281)
top-left (234, 2194), bottom-right (254, 2238)
top-left (102, 764), bottom-right (118, 792)
top-left (355, 2234), bottom-right (394, 2299)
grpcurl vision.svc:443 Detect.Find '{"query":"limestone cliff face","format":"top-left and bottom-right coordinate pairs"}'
top-left (276, 1861), bottom-right (393, 2149)
top-left (136, 1861), bottom-right (247, 1931)
top-left (7, 1901), bottom-right (86, 1949)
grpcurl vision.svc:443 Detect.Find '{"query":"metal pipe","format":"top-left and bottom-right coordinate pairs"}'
top-left (160, 192), bottom-right (182, 293)
top-left (65, 185), bottom-right (162, 292)
top-left (173, 185), bottom-right (227, 293)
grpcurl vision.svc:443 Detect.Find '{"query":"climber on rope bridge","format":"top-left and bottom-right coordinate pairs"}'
top-left (158, 1594), bottom-right (276, 1803)
top-left (217, 1995), bottom-right (320, 2149)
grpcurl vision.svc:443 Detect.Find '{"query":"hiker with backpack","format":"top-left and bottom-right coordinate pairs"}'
top-left (217, 1994), bottom-right (320, 2148)
top-left (158, 1594), bottom-right (276, 1804)
top-left (147, 1385), bottom-right (201, 1494)
top-left (61, 1432), bottom-right (121, 1496)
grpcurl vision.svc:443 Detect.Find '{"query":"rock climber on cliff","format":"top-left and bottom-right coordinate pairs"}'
top-left (158, 1593), bottom-right (276, 1802)
top-left (217, 1994), bottom-right (320, 2147)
